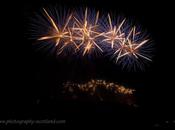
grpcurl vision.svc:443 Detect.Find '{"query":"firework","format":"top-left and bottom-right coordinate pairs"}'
top-left (30, 7), bottom-right (153, 70)
top-left (102, 14), bottom-right (125, 48)
top-left (100, 14), bottom-right (152, 69)
top-left (36, 8), bottom-right (78, 55)
top-left (114, 27), bottom-right (151, 62)
top-left (111, 26), bottom-right (153, 70)
top-left (72, 8), bottom-right (104, 55)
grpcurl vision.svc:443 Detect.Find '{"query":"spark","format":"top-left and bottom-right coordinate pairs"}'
top-left (102, 14), bottom-right (125, 48)
top-left (72, 8), bottom-right (103, 55)
top-left (57, 28), bottom-right (79, 54)
top-left (43, 8), bottom-right (59, 32)
top-left (38, 8), bottom-right (72, 48)
top-left (113, 26), bottom-right (152, 63)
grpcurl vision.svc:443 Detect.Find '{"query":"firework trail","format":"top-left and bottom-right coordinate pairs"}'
top-left (29, 7), bottom-right (153, 70)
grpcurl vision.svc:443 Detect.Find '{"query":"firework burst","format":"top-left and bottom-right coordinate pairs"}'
top-left (111, 26), bottom-right (153, 70)
top-left (114, 27), bottom-right (151, 62)
top-left (72, 8), bottom-right (104, 56)
top-left (29, 6), bottom-right (153, 70)
top-left (102, 14), bottom-right (126, 49)
top-left (37, 8), bottom-right (77, 55)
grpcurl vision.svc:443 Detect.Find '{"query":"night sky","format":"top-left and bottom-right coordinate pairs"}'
top-left (2, 0), bottom-right (175, 128)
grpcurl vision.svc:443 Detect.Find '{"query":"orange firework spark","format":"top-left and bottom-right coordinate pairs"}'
top-left (38, 8), bottom-right (75, 54)
top-left (102, 14), bottom-right (126, 48)
top-left (72, 8), bottom-right (103, 55)
top-left (113, 26), bottom-right (152, 62)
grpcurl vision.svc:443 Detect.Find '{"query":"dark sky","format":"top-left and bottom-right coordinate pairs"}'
top-left (2, 0), bottom-right (175, 128)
